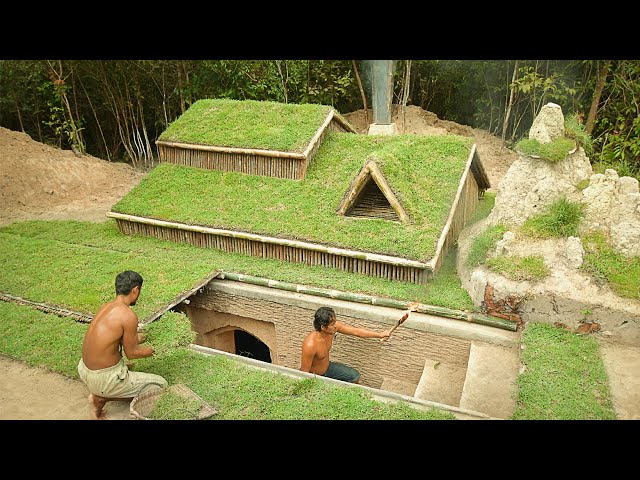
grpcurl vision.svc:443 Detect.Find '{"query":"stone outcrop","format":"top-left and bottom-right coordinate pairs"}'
top-left (487, 147), bottom-right (592, 227)
top-left (458, 103), bottom-right (640, 345)
top-left (581, 169), bottom-right (640, 256)
top-left (528, 102), bottom-right (565, 144)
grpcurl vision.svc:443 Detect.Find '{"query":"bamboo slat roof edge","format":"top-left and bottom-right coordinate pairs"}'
top-left (107, 211), bottom-right (430, 268)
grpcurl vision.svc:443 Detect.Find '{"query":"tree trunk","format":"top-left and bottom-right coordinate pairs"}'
top-left (501, 60), bottom-right (519, 144)
top-left (352, 60), bottom-right (369, 126)
top-left (585, 60), bottom-right (611, 135)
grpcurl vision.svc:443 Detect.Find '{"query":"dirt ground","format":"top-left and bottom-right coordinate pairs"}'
top-left (1, 108), bottom-right (637, 420)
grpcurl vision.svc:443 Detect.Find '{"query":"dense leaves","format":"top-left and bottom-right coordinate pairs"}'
top-left (1, 59), bottom-right (637, 176)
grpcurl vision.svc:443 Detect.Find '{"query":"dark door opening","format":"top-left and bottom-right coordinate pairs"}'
top-left (234, 329), bottom-right (272, 363)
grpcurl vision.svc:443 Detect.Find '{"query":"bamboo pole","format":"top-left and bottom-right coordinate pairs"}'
top-left (216, 271), bottom-right (518, 331)
top-left (0, 292), bottom-right (93, 323)
top-left (303, 110), bottom-right (335, 159)
top-left (155, 140), bottom-right (306, 160)
top-left (331, 109), bottom-right (359, 133)
top-left (107, 212), bottom-right (430, 269)
top-left (429, 144), bottom-right (477, 273)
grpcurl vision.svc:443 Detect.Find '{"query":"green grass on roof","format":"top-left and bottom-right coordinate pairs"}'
top-left (157, 98), bottom-right (333, 153)
top-left (0, 219), bottom-right (476, 315)
top-left (114, 132), bottom-right (474, 261)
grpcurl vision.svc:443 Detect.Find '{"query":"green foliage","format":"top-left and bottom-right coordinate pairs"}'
top-left (513, 323), bottom-right (616, 420)
top-left (114, 133), bottom-right (473, 261)
top-left (515, 137), bottom-right (577, 163)
top-left (591, 60), bottom-right (640, 178)
top-left (466, 224), bottom-right (507, 267)
top-left (485, 255), bottom-right (549, 282)
top-left (564, 112), bottom-right (593, 157)
top-left (581, 232), bottom-right (640, 300)
top-left (0, 219), bottom-right (475, 314)
top-left (520, 197), bottom-right (584, 238)
top-left (592, 158), bottom-right (639, 181)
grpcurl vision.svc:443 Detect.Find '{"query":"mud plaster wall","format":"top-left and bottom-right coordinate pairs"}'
top-left (188, 309), bottom-right (278, 360)
top-left (187, 288), bottom-right (471, 389)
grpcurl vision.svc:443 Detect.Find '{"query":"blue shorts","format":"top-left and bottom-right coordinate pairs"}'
top-left (322, 361), bottom-right (360, 383)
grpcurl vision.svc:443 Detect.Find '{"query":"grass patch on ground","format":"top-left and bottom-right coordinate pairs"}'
top-left (520, 196), bottom-right (584, 238)
top-left (485, 255), bottom-right (550, 282)
top-left (515, 137), bottom-right (576, 163)
top-left (581, 231), bottom-right (640, 300)
top-left (466, 223), bottom-right (507, 268)
top-left (512, 322), bottom-right (616, 420)
top-left (113, 132), bottom-right (473, 260)
top-left (0, 302), bottom-right (454, 420)
top-left (465, 192), bottom-right (496, 226)
top-left (157, 98), bottom-right (333, 153)
top-left (146, 389), bottom-right (205, 420)
top-left (0, 219), bottom-right (476, 314)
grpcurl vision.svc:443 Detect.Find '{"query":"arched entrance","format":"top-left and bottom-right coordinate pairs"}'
top-left (234, 329), bottom-right (272, 363)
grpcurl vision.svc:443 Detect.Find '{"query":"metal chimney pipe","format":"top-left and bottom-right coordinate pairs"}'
top-left (371, 60), bottom-right (394, 125)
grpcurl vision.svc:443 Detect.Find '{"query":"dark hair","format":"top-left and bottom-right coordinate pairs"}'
top-left (115, 270), bottom-right (143, 296)
top-left (314, 307), bottom-right (336, 331)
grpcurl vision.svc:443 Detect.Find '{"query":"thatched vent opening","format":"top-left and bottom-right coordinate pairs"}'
top-left (337, 159), bottom-right (410, 223)
top-left (345, 179), bottom-right (400, 221)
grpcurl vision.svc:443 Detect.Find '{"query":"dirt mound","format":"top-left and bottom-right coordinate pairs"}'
top-left (0, 105), bottom-right (517, 228)
top-left (0, 127), bottom-right (145, 226)
top-left (344, 106), bottom-right (518, 191)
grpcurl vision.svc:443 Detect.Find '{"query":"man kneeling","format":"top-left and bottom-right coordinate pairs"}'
top-left (77, 270), bottom-right (167, 419)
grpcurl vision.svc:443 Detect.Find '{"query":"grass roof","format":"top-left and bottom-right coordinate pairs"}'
top-left (114, 132), bottom-right (474, 261)
top-left (157, 98), bottom-right (334, 153)
top-left (0, 219), bottom-right (478, 316)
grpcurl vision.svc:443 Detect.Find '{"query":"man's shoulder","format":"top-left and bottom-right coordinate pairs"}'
top-left (301, 331), bottom-right (317, 346)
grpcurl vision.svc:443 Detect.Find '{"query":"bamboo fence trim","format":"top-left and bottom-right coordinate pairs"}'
top-left (302, 110), bottom-right (335, 159)
top-left (216, 272), bottom-right (518, 331)
top-left (140, 269), bottom-right (222, 326)
top-left (331, 110), bottom-right (359, 133)
top-left (155, 140), bottom-right (306, 160)
top-left (0, 292), bottom-right (93, 323)
top-left (106, 212), bottom-right (430, 269)
top-left (470, 148), bottom-right (491, 190)
top-left (428, 144), bottom-right (477, 272)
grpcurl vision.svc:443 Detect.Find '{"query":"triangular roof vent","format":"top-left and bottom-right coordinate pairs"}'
top-left (337, 159), bottom-right (409, 223)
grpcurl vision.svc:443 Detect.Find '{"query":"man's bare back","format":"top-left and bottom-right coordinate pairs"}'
top-left (82, 299), bottom-right (133, 370)
top-left (78, 271), bottom-right (166, 419)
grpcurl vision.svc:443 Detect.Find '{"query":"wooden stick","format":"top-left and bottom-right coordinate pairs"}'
top-left (156, 140), bottom-right (306, 159)
top-left (381, 301), bottom-right (420, 342)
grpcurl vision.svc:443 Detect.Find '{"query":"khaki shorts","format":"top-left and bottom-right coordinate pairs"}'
top-left (77, 357), bottom-right (167, 399)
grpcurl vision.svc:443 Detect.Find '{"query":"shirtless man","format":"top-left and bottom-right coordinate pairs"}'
top-left (300, 306), bottom-right (402, 384)
top-left (77, 270), bottom-right (167, 419)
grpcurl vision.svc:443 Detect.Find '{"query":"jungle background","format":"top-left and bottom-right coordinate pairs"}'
top-left (0, 60), bottom-right (638, 179)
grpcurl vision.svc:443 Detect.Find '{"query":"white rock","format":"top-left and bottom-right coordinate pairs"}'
top-left (529, 103), bottom-right (565, 144)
